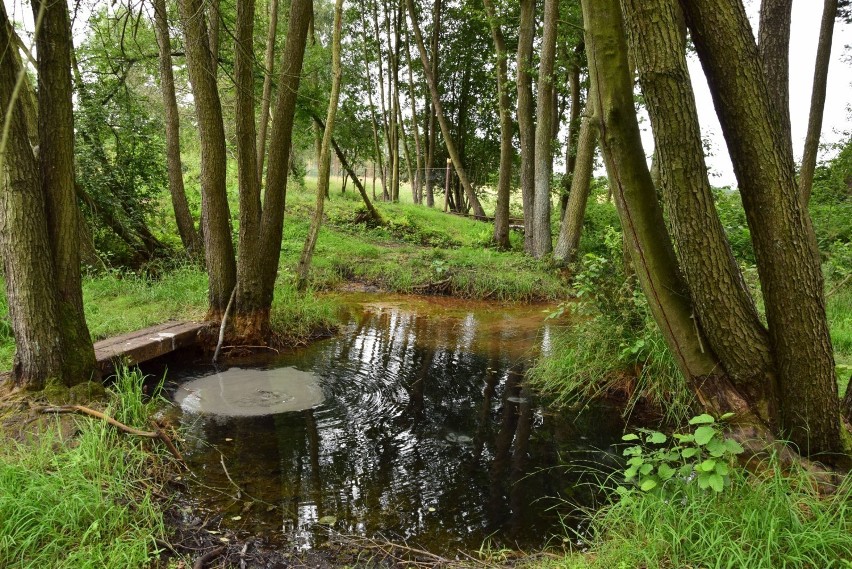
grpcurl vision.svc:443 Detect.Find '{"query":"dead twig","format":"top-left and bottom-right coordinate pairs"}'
top-left (39, 404), bottom-right (186, 465)
top-left (193, 545), bottom-right (226, 569)
top-left (827, 273), bottom-right (851, 299)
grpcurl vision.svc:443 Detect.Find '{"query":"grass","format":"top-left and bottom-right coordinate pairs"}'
top-left (829, 285), bottom-right (852, 395)
top-left (535, 455), bottom-right (852, 569)
top-left (0, 367), bottom-right (170, 568)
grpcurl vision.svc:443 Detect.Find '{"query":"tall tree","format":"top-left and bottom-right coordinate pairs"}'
top-left (297, 0), bottom-right (344, 290)
top-left (682, 0), bottom-right (841, 455)
top-left (406, 0), bottom-right (485, 217)
top-left (178, 0), bottom-right (237, 317)
top-left (531, 0), bottom-right (559, 258)
top-left (257, 0), bottom-right (280, 186)
top-left (153, 0), bottom-right (202, 257)
top-left (482, 0), bottom-right (512, 250)
top-left (517, 0), bottom-right (536, 253)
top-left (31, 0), bottom-right (97, 380)
top-left (233, 0), bottom-right (313, 339)
top-left (423, 0), bottom-right (442, 208)
top-left (799, 0), bottom-right (839, 204)
top-left (622, 0), bottom-right (778, 425)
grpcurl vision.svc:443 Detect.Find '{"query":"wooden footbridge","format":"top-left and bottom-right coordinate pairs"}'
top-left (94, 321), bottom-right (208, 371)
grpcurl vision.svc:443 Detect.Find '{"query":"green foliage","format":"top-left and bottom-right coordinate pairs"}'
top-left (620, 413), bottom-right (743, 495)
top-left (528, 227), bottom-right (690, 424)
top-left (0, 368), bottom-right (169, 568)
top-left (552, 454), bottom-right (852, 569)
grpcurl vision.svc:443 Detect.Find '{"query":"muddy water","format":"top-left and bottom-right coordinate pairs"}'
top-left (166, 295), bottom-right (625, 554)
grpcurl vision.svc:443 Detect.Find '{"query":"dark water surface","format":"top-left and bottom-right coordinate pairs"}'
top-left (165, 295), bottom-right (625, 553)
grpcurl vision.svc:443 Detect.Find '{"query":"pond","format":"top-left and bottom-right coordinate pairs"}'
top-left (162, 294), bottom-right (626, 554)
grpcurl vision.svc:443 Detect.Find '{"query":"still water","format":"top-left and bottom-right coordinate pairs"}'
top-left (166, 295), bottom-right (625, 553)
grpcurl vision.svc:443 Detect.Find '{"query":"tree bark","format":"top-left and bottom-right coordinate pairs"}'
top-left (297, 0), bottom-right (344, 291)
top-left (531, 0), bottom-right (559, 258)
top-left (257, 0), bottom-right (280, 187)
top-left (623, 0), bottom-right (779, 426)
top-left (372, 0), bottom-right (392, 202)
top-left (424, 0), bottom-right (441, 208)
top-left (482, 0), bottom-right (512, 250)
top-left (799, 0), bottom-right (839, 204)
top-left (553, 110), bottom-right (598, 266)
top-left (517, 0), bottom-right (536, 253)
top-left (153, 0), bottom-right (202, 257)
top-left (32, 0), bottom-right (97, 382)
top-left (561, 48), bottom-right (584, 219)
top-left (0, 2), bottom-right (65, 390)
top-left (583, 0), bottom-right (768, 435)
top-left (179, 0), bottom-right (237, 317)
top-left (758, 0), bottom-right (793, 161)
top-left (403, 31), bottom-right (424, 204)
top-left (406, 0), bottom-right (485, 217)
top-left (682, 0), bottom-right (841, 455)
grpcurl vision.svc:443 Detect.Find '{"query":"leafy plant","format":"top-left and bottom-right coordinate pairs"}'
top-left (620, 413), bottom-right (744, 494)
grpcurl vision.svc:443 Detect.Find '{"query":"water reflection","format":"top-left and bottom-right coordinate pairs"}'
top-left (171, 296), bottom-right (625, 553)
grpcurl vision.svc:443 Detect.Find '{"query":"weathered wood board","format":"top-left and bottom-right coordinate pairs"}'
top-left (94, 321), bottom-right (208, 371)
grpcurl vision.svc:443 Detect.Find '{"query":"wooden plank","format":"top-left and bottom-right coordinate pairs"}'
top-left (94, 321), bottom-right (207, 371)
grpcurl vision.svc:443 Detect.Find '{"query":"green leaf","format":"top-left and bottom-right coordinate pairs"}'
top-left (678, 464), bottom-right (693, 477)
top-left (673, 433), bottom-right (695, 443)
top-left (697, 474), bottom-right (711, 489)
top-left (700, 459), bottom-right (717, 472)
top-left (694, 425), bottom-right (716, 446)
top-left (708, 474), bottom-right (724, 492)
top-left (725, 439), bottom-right (745, 455)
top-left (646, 431), bottom-right (667, 445)
top-left (689, 414), bottom-right (716, 425)
top-left (714, 462), bottom-right (730, 476)
top-left (624, 466), bottom-right (638, 480)
top-left (719, 412), bottom-right (735, 421)
top-left (623, 446), bottom-right (642, 457)
top-left (681, 447), bottom-right (699, 459)
top-left (640, 478), bottom-right (658, 492)
top-left (627, 457), bottom-right (644, 466)
top-left (622, 434), bottom-right (640, 441)
top-left (639, 463), bottom-right (654, 475)
top-left (657, 463), bottom-right (676, 481)
top-left (705, 438), bottom-right (727, 457)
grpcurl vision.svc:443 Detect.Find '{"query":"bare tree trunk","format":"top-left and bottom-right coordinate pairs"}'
top-left (372, 0), bottom-right (392, 202)
top-left (553, 111), bottom-right (598, 266)
top-left (758, 0), bottom-right (793, 161)
top-left (153, 0), bottom-right (202, 257)
top-left (405, 0), bottom-right (485, 217)
top-left (0, 2), bottom-right (65, 390)
top-left (207, 0), bottom-right (220, 71)
top-left (682, 0), bottom-right (841, 455)
top-left (482, 0), bottom-right (512, 250)
top-left (531, 0), bottom-right (559, 258)
top-left (257, 0), bottom-right (280, 186)
top-left (359, 13), bottom-right (388, 198)
top-left (799, 0), bottom-right (839, 204)
top-left (297, 0), bottom-right (344, 291)
top-left (517, 0), bottom-right (536, 253)
top-left (624, 0), bottom-right (779, 426)
top-left (561, 50), bottom-right (583, 219)
top-left (424, 0), bottom-right (441, 208)
top-left (32, 0), bottom-right (97, 382)
top-left (403, 31), bottom-right (424, 204)
top-left (179, 0), bottom-right (237, 317)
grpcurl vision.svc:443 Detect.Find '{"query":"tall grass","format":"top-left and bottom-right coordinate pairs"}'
top-left (556, 456), bottom-right (852, 568)
top-left (0, 367), bottom-right (169, 568)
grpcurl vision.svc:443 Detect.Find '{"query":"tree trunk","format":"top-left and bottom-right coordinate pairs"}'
top-left (359, 13), bottom-right (388, 199)
top-left (372, 0), bottom-right (392, 202)
top-left (0, 2), bottom-right (65, 390)
top-left (553, 111), bottom-right (598, 266)
top-left (178, 0), bottom-right (237, 317)
top-left (583, 0), bottom-right (769, 437)
top-left (207, 0), bottom-right (220, 72)
top-left (406, 0), bottom-right (485, 217)
top-left (531, 0), bottom-right (558, 258)
top-left (682, 0), bottom-right (841, 455)
top-left (799, 0), bottom-right (839, 204)
top-left (482, 0), bottom-right (512, 250)
top-left (623, 0), bottom-right (779, 426)
top-left (561, 49), bottom-right (583, 219)
top-left (758, 0), bottom-right (793, 161)
top-left (424, 0), bottom-right (441, 208)
top-left (153, 0), bottom-right (202, 257)
top-left (257, 0), bottom-right (280, 187)
top-left (517, 0), bottom-right (536, 253)
top-left (31, 0), bottom-right (97, 382)
top-left (297, 0), bottom-right (344, 291)
top-left (403, 31), bottom-right (424, 204)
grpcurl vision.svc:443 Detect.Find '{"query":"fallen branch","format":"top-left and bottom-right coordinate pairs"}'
top-left (827, 273), bottom-right (851, 299)
top-left (213, 286), bottom-right (237, 364)
top-left (39, 404), bottom-right (186, 466)
top-left (193, 546), bottom-right (226, 569)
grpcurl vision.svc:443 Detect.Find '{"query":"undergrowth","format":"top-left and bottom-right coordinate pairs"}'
top-left (0, 367), bottom-right (170, 568)
top-left (547, 455), bottom-right (852, 568)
